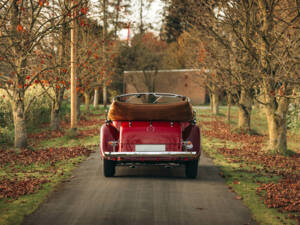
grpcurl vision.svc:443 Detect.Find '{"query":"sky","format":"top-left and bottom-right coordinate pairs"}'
top-left (118, 0), bottom-right (165, 39)
top-left (90, 0), bottom-right (165, 40)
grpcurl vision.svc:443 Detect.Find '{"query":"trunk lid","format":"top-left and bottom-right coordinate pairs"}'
top-left (119, 121), bottom-right (182, 152)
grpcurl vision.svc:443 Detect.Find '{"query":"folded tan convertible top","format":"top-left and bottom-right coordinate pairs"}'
top-left (107, 100), bottom-right (194, 121)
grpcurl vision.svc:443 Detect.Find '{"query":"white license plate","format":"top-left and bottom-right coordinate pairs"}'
top-left (135, 144), bottom-right (166, 152)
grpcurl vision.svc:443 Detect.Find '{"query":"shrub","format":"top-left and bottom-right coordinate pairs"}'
top-left (0, 85), bottom-right (72, 144)
top-left (0, 86), bottom-right (54, 128)
top-left (287, 103), bottom-right (300, 132)
top-left (0, 93), bottom-right (13, 129)
top-left (0, 126), bottom-right (14, 145)
top-left (60, 100), bottom-right (70, 120)
top-left (24, 85), bottom-right (53, 128)
top-left (0, 86), bottom-right (54, 144)
top-left (0, 91), bottom-right (13, 145)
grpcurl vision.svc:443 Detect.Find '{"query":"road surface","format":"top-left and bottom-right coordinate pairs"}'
top-left (22, 151), bottom-right (258, 225)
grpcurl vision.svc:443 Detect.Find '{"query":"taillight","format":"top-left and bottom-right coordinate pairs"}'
top-left (108, 141), bottom-right (118, 151)
top-left (182, 141), bottom-right (193, 150)
top-left (108, 141), bottom-right (118, 147)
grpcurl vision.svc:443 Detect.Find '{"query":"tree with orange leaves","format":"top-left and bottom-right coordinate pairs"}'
top-left (0, 0), bottom-right (88, 148)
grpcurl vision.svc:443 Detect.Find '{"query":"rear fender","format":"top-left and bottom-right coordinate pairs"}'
top-left (100, 123), bottom-right (119, 157)
top-left (182, 125), bottom-right (201, 154)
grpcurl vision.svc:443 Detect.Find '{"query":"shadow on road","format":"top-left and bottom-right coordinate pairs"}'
top-left (103, 164), bottom-right (225, 184)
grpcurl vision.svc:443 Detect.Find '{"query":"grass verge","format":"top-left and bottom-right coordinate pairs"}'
top-left (200, 106), bottom-right (299, 225)
top-left (0, 105), bottom-right (105, 225)
top-left (203, 138), bottom-right (297, 225)
top-left (0, 156), bottom-right (85, 225)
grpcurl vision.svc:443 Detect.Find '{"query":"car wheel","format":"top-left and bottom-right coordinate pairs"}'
top-left (103, 159), bottom-right (115, 177)
top-left (185, 159), bottom-right (198, 179)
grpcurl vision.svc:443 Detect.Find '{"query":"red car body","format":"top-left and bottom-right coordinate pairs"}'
top-left (100, 93), bottom-right (201, 178)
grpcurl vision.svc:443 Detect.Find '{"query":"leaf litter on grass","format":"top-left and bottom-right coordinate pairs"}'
top-left (0, 147), bottom-right (94, 166)
top-left (0, 110), bottom-right (102, 225)
top-left (0, 178), bottom-right (48, 199)
top-left (76, 128), bottom-right (99, 138)
top-left (0, 146), bottom-right (94, 199)
top-left (202, 118), bottom-right (300, 223)
top-left (28, 130), bottom-right (65, 140)
top-left (60, 118), bottom-right (105, 129)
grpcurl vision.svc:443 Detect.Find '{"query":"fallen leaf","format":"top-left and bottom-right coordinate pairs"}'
top-left (233, 180), bottom-right (240, 185)
top-left (235, 196), bottom-right (243, 200)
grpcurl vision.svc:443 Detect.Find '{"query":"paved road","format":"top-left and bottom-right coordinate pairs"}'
top-left (22, 152), bottom-right (258, 225)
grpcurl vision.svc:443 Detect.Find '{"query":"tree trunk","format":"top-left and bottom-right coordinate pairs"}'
top-left (103, 84), bottom-right (107, 108)
top-left (9, 7), bottom-right (28, 148)
top-left (76, 93), bottom-right (81, 121)
top-left (51, 12), bottom-right (67, 131)
top-left (238, 88), bottom-right (253, 130)
top-left (51, 102), bottom-right (60, 131)
top-left (226, 93), bottom-right (232, 124)
top-left (70, 0), bottom-right (77, 129)
top-left (211, 89), bottom-right (219, 115)
top-left (50, 89), bottom-right (64, 130)
top-left (84, 91), bottom-right (90, 112)
top-left (114, 0), bottom-right (121, 39)
top-left (264, 97), bottom-right (289, 154)
top-left (93, 88), bottom-right (99, 108)
top-left (209, 92), bottom-right (213, 112)
top-left (257, 0), bottom-right (290, 154)
top-left (102, 0), bottom-right (108, 109)
top-left (11, 90), bottom-right (27, 148)
top-left (296, 90), bottom-right (300, 120)
top-left (139, 0), bottom-right (144, 34)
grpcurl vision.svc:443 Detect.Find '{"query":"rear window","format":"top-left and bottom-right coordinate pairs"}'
top-left (116, 93), bottom-right (187, 104)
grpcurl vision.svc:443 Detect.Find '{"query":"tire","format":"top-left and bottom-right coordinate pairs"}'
top-left (185, 159), bottom-right (198, 179)
top-left (103, 159), bottom-right (115, 177)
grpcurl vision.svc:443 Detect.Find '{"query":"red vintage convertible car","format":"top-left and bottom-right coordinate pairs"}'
top-left (100, 93), bottom-right (201, 178)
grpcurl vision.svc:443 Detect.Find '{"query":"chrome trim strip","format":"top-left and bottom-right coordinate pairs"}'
top-left (104, 151), bottom-right (197, 158)
top-left (113, 93), bottom-right (189, 102)
top-left (124, 69), bottom-right (203, 73)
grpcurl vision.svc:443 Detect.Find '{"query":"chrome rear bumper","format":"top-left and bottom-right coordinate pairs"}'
top-left (103, 151), bottom-right (198, 158)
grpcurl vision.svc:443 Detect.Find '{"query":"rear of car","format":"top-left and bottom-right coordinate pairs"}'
top-left (100, 93), bottom-right (201, 178)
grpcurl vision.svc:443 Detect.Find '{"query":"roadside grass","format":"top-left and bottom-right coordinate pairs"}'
top-left (33, 105), bottom-right (105, 149)
top-left (82, 105), bottom-right (106, 116)
top-left (77, 124), bottom-right (99, 131)
top-left (200, 106), bottom-right (300, 225)
top-left (38, 135), bottom-right (99, 149)
top-left (203, 137), bottom-right (295, 225)
top-left (288, 141), bottom-right (300, 154)
top-left (198, 105), bottom-right (299, 152)
top-left (0, 156), bottom-right (85, 225)
top-left (0, 105), bottom-right (105, 225)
